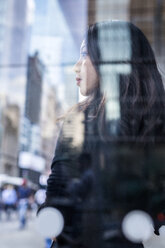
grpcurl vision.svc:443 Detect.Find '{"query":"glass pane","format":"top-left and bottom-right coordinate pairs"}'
top-left (0, 1), bottom-right (165, 248)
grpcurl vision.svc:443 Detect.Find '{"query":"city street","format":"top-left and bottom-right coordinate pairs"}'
top-left (0, 210), bottom-right (45, 248)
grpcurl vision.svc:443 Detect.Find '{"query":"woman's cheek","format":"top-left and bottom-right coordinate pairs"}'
top-left (82, 66), bottom-right (88, 81)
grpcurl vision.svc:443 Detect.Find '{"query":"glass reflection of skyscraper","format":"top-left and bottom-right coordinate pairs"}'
top-left (0, 0), bottom-right (34, 176)
top-left (25, 54), bottom-right (44, 125)
top-left (0, 0), bottom-right (33, 107)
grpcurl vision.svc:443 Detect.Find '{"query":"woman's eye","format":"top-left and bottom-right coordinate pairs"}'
top-left (80, 52), bottom-right (88, 58)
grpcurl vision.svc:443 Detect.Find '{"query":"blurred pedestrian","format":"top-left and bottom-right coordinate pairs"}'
top-left (2, 184), bottom-right (17, 220)
top-left (17, 179), bottom-right (31, 229)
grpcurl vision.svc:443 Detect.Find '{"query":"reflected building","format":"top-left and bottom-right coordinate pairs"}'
top-left (19, 53), bottom-right (45, 184)
top-left (0, 104), bottom-right (20, 176)
top-left (22, 53), bottom-right (44, 154)
top-left (27, 0), bottom-right (88, 181)
top-left (31, 0), bottom-right (87, 112)
top-left (58, 0), bottom-right (87, 107)
top-left (0, 0), bottom-right (34, 107)
top-left (40, 84), bottom-right (60, 174)
top-left (87, 0), bottom-right (165, 77)
top-left (0, 0), bottom-right (34, 176)
top-left (24, 53), bottom-right (44, 156)
top-left (88, 0), bottom-right (130, 24)
top-left (25, 53), bottom-right (44, 125)
top-left (129, 0), bottom-right (165, 72)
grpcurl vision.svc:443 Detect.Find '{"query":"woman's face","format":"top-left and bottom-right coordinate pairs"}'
top-left (74, 40), bottom-right (99, 96)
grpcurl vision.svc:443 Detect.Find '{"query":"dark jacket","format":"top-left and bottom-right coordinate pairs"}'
top-left (40, 102), bottom-right (165, 248)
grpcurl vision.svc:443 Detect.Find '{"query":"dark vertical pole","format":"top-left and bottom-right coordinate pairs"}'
top-left (154, 0), bottom-right (163, 55)
top-left (88, 0), bottom-right (96, 25)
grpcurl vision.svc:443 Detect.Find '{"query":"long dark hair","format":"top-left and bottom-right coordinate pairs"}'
top-left (84, 20), bottom-right (165, 143)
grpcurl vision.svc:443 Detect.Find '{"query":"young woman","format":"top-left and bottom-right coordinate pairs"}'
top-left (39, 21), bottom-right (165, 248)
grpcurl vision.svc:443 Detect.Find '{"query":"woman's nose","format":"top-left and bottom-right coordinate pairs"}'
top-left (73, 59), bottom-right (81, 73)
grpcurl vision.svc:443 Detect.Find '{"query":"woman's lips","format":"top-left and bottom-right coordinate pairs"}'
top-left (76, 78), bottom-right (81, 86)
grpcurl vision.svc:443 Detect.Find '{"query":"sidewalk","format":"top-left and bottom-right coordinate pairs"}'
top-left (0, 210), bottom-right (45, 248)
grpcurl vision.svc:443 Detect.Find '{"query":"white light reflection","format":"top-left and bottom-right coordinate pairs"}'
top-left (101, 72), bottom-right (120, 120)
top-left (122, 210), bottom-right (154, 243)
top-left (35, 207), bottom-right (64, 238)
top-left (143, 225), bottom-right (165, 248)
top-left (98, 21), bottom-right (131, 74)
top-left (99, 21), bottom-right (132, 122)
top-left (27, 0), bottom-right (35, 25)
top-left (159, 225), bottom-right (165, 237)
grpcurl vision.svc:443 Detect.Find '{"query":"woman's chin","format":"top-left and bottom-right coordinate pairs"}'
top-left (80, 88), bottom-right (88, 97)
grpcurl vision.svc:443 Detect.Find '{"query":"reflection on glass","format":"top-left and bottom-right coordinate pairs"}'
top-left (38, 20), bottom-right (165, 248)
top-left (0, 1), bottom-right (165, 248)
